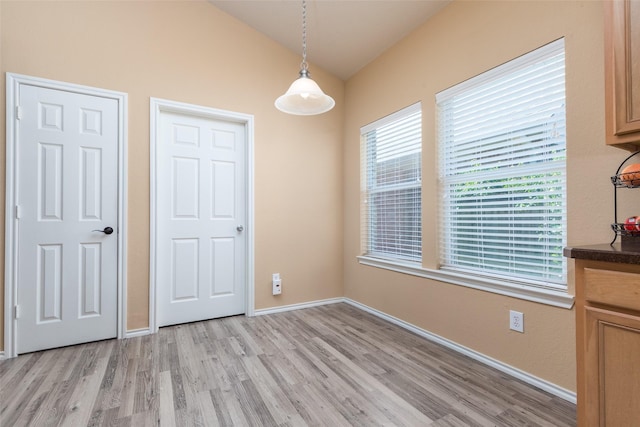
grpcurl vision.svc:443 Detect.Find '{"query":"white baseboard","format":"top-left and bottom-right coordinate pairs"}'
top-left (253, 297), bottom-right (344, 316)
top-left (0, 351), bottom-right (5, 360)
top-left (124, 328), bottom-right (152, 339)
top-left (343, 298), bottom-right (577, 404)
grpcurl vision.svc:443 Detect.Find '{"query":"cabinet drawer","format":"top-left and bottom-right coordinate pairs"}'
top-left (584, 268), bottom-right (640, 311)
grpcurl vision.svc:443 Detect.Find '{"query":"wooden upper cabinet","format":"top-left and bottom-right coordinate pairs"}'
top-left (605, 0), bottom-right (640, 150)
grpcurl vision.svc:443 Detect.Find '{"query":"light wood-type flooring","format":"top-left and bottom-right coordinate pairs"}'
top-left (1, 303), bottom-right (576, 426)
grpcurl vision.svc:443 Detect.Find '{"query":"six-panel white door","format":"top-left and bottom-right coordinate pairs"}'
top-left (156, 111), bottom-right (246, 327)
top-left (17, 85), bottom-right (119, 354)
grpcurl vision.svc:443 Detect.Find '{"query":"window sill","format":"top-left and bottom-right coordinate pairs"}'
top-left (357, 256), bottom-right (574, 309)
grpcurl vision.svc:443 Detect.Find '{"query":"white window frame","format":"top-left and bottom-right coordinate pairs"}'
top-left (437, 38), bottom-right (570, 305)
top-left (358, 41), bottom-right (573, 309)
top-left (359, 102), bottom-right (422, 263)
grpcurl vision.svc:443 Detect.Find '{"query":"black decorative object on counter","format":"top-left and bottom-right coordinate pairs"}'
top-left (610, 150), bottom-right (640, 247)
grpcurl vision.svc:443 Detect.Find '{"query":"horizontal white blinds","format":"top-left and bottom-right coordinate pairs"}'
top-left (362, 103), bottom-right (422, 261)
top-left (437, 39), bottom-right (567, 288)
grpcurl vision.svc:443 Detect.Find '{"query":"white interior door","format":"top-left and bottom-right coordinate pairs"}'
top-left (16, 84), bottom-right (119, 354)
top-left (156, 110), bottom-right (246, 327)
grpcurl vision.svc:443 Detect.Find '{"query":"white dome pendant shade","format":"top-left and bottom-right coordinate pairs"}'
top-left (275, 67), bottom-right (335, 115)
top-left (274, 0), bottom-right (335, 116)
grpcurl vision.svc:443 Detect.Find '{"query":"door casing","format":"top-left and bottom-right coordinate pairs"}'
top-left (4, 73), bottom-right (128, 358)
top-left (149, 98), bottom-right (255, 332)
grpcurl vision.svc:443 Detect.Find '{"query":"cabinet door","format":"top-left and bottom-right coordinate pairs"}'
top-left (585, 306), bottom-right (640, 426)
top-left (605, 0), bottom-right (640, 148)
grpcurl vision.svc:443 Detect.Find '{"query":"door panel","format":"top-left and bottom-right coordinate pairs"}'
top-left (211, 237), bottom-right (235, 296)
top-left (157, 111), bottom-right (246, 327)
top-left (38, 244), bottom-right (62, 322)
top-left (211, 161), bottom-right (235, 217)
top-left (80, 147), bottom-right (103, 220)
top-left (79, 243), bottom-right (102, 317)
top-left (172, 157), bottom-right (199, 218)
top-left (39, 143), bottom-right (63, 221)
top-left (17, 84), bottom-right (118, 354)
top-left (172, 238), bottom-right (199, 301)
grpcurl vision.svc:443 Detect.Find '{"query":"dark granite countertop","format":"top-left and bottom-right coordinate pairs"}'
top-left (563, 242), bottom-right (640, 265)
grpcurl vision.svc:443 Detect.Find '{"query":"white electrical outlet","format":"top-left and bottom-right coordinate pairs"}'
top-left (272, 273), bottom-right (282, 295)
top-left (509, 310), bottom-right (524, 333)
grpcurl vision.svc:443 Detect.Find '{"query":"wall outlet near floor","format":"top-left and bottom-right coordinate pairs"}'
top-left (509, 310), bottom-right (524, 333)
top-left (272, 273), bottom-right (282, 295)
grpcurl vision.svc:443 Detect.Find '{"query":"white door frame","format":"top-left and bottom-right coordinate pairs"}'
top-left (149, 98), bottom-right (255, 333)
top-left (4, 73), bottom-right (128, 358)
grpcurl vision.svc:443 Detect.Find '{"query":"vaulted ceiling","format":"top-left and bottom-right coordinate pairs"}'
top-left (209, 0), bottom-right (451, 80)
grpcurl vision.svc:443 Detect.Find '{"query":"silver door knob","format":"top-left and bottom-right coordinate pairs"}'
top-left (236, 225), bottom-right (244, 232)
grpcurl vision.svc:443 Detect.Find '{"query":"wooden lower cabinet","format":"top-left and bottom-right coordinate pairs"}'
top-left (575, 260), bottom-right (640, 426)
top-left (584, 307), bottom-right (640, 426)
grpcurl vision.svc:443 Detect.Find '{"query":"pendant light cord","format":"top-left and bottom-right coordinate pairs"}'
top-left (274, 0), bottom-right (335, 114)
top-left (301, 0), bottom-right (309, 72)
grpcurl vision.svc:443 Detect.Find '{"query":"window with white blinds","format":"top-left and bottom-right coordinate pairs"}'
top-left (437, 39), bottom-right (567, 289)
top-left (361, 103), bottom-right (422, 262)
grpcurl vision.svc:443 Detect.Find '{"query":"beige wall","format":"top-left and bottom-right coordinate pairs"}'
top-left (3, 0), bottom-right (639, 397)
top-left (0, 1), bottom-right (344, 348)
top-left (343, 0), bottom-right (640, 393)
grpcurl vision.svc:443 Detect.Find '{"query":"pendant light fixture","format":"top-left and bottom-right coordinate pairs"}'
top-left (275, 0), bottom-right (335, 115)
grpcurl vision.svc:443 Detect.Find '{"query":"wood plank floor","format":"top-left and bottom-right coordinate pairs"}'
top-left (1, 303), bottom-right (576, 426)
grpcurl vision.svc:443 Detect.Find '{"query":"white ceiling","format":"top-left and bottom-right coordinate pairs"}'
top-left (209, 0), bottom-right (451, 80)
